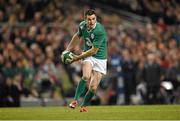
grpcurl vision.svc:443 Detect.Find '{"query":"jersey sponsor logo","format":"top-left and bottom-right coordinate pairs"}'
top-left (85, 37), bottom-right (93, 47)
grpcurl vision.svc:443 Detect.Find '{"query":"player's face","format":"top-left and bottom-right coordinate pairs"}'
top-left (85, 14), bottom-right (96, 29)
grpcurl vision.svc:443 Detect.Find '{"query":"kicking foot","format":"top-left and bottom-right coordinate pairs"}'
top-left (80, 106), bottom-right (87, 112)
top-left (69, 100), bottom-right (78, 109)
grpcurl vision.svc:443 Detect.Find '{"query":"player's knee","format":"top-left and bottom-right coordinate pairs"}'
top-left (89, 85), bottom-right (97, 92)
top-left (82, 75), bottom-right (90, 81)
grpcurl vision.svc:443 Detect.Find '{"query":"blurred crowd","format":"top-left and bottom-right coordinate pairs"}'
top-left (94, 0), bottom-right (180, 24)
top-left (0, 0), bottom-right (180, 107)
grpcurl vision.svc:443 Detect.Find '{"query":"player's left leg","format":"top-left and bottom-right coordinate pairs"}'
top-left (80, 70), bottom-right (103, 112)
top-left (69, 61), bottom-right (93, 109)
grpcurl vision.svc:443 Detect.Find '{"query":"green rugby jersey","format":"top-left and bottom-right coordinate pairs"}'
top-left (77, 21), bottom-right (107, 59)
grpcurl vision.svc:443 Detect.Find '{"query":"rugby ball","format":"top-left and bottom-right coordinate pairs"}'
top-left (61, 51), bottom-right (74, 64)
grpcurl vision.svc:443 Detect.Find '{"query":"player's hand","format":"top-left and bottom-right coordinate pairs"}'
top-left (71, 54), bottom-right (79, 63)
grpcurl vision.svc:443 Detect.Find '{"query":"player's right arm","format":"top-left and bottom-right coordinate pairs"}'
top-left (66, 33), bottom-right (80, 51)
top-left (66, 21), bottom-right (84, 51)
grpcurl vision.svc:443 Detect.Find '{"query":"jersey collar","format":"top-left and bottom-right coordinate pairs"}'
top-left (86, 22), bottom-right (97, 32)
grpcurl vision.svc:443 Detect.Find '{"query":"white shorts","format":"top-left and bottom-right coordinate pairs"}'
top-left (83, 56), bottom-right (107, 75)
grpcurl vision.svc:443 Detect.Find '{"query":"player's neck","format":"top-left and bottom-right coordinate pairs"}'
top-left (87, 26), bottom-right (93, 31)
top-left (87, 23), bottom-right (96, 32)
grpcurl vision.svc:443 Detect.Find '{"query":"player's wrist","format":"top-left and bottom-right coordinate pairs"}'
top-left (65, 48), bottom-right (70, 52)
top-left (73, 55), bottom-right (80, 62)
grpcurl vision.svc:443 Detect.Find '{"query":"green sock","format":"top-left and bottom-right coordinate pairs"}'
top-left (81, 90), bottom-right (95, 106)
top-left (74, 78), bottom-right (87, 100)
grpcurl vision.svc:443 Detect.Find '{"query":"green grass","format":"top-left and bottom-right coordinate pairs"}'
top-left (0, 105), bottom-right (180, 120)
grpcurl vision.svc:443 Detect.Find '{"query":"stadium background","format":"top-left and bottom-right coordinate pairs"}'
top-left (0, 0), bottom-right (180, 107)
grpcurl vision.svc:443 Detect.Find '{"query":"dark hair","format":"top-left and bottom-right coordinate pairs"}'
top-left (84, 9), bottom-right (96, 17)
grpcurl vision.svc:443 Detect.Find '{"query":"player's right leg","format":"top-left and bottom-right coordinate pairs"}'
top-left (69, 61), bottom-right (93, 109)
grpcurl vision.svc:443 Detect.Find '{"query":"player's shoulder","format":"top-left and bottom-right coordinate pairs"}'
top-left (96, 22), bottom-right (104, 27)
top-left (79, 21), bottom-right (86, 25)
top-left (94, 22), bottom-right (106, 34)
top-left (79, 21), bottom-right (86, 29)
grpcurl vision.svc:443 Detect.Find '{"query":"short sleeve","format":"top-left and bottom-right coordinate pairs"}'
top-left (77, 21), bottom-right (85, 38)
top-left (77, 26), bottom-right (82, 38)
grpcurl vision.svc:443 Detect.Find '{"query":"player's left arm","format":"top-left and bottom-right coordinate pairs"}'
top-left (72, 46), bottom-right (99, 62)
top-left (66, 33), bottom-right (80, 51)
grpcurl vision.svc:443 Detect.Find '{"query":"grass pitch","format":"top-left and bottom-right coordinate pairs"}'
top-left (0, 105), bottom-right (180, 120)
